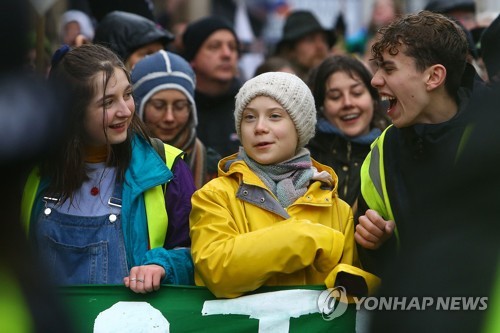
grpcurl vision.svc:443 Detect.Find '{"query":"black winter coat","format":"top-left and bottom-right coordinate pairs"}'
top-left (195, 78), bottom-right (242, 158)
top-left (308, 132), bottom-right (371, 206)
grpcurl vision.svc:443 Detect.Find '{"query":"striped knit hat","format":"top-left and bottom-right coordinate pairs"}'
top-left (234, 72), bottom-right (316, 149)
top-left (131, 49), bottom-right (197, 126)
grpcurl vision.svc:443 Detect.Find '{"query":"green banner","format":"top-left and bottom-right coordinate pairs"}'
top-left (60, 285), bottom-right (356, 332)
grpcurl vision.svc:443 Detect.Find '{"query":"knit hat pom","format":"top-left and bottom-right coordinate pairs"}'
top-left (234, 72), bottom-right (316, 149)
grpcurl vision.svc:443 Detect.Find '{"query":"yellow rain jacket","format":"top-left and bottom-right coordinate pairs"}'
top-left (190, 153), bottom-right (378, 298)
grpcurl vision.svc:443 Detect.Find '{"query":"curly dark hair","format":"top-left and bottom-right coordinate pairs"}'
top-left (371, 10), bottom-right (468, 98)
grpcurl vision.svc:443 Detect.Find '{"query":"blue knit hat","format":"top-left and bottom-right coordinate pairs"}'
top-left (131, 50), bottom-right (197, 126)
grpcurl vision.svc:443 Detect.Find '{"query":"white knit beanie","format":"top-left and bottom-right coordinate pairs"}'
top-left (234, 72), bottom-right (316, 149)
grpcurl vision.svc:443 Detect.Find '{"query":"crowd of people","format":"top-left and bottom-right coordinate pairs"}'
top-left (4, 0), bottom-right (500, 331)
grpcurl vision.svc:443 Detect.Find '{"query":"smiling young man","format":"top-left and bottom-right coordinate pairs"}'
top-left (354, 10), bottom-right (477, 275)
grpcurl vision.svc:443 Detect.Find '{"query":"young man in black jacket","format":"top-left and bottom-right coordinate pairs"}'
top-left (355, 10), bottom-right (476, 274)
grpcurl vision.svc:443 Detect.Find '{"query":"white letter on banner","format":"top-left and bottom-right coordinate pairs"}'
top-left (202, 290), bottom-right (323, 333)
top-left (93, 301), bottom-right (169, 332)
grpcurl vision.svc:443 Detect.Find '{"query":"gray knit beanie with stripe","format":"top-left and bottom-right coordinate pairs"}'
top-left (234, 72), bottom-right (316, 149)
top-left (131, 49), bottom-right (197, 126)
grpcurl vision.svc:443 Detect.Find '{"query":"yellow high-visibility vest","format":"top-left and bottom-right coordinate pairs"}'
top-left (20, 142), bottom-right (183, 249)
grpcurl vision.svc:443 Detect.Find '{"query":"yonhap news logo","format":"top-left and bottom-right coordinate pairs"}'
top-left (352, 296), bottom-right (488, 311)
top-left (317, 287), bottom-right (349, 320)
top-left (318, 287), bottom-right (488, 321)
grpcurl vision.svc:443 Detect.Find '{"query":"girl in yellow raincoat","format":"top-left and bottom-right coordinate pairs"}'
top-left (190, 72), bottom-right (378, 298)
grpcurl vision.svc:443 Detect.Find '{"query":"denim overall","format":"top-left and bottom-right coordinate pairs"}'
top-left (35, 181), bottom-right (129, 285)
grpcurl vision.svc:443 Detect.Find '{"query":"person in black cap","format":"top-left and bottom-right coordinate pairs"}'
top-left (182, 16), bottom-right (241, 158)
top-left (424, 0), bottom-right (477, 30)
top-left (274, 10), bottom-right (335, 82)
top-left (480, 13), bottom-right (500, 83)
top-left (93, 11), bottom-right (174, 70)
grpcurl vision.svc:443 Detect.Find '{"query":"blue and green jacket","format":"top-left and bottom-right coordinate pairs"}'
top-left (21, 135), bottom-right (195, 285)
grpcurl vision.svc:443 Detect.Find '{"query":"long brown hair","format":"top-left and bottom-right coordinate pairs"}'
top-left (44, 44), bottom-right (151, 202)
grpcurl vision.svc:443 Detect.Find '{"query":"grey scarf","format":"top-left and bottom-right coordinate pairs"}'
top-left (239, 147), bottom-right (314, 207)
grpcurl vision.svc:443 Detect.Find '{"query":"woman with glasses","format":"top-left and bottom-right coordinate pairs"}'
top-left (132, 50), bottom-right (221, 188)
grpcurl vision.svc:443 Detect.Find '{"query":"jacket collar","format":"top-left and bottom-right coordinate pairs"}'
top-left (124, 135), bottom-right (173, 198)
top-left (218, 153), bottom-right (340, 218)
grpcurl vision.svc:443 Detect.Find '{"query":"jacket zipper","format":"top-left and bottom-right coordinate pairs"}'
top-left (343, 141), bottom-right (352, 198)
